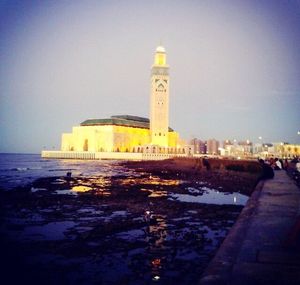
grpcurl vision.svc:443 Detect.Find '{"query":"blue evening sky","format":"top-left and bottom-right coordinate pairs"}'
top-left (0, 0), bottom-right (299, 153)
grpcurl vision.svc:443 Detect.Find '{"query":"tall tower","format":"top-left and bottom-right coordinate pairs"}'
top-left (150, 45), bottom-right (169, 147)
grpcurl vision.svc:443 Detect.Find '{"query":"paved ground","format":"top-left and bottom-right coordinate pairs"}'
top-left (199, 171), bottom-right (300, 285)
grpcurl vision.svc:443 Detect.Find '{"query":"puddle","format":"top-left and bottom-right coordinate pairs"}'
top-left (115, 229), bottom-right (146, 241)
top-left (104, 211), bottom-right (128, 222)
top-left (72, 185), bottom-right (92, 192)
top-left (51, 179), bottom-right (66, 185)
top-left (54, 189), bottom-right (77, 195)
top-left (148, 190), bottom-right (168, 198)
top-left (120, 176), bottom-right (181, 187)
top-left (31, 187), bottom-right (47, 193)
top-left (22, 221), bottom-right (76, 240)
top-left (187, 187), bottom-right (201, 194)
top-left (176, 249), bottom-right (200, 260)
top-left (110, 211), bottom-right (128, 218)
top-left (169, 189), bottom-right (248, 206)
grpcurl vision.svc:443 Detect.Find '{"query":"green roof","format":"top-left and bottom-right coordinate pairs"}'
top-left (111, 115), bottom-right (149, 123)
top-left (80, 115), bottom-right (174, 131)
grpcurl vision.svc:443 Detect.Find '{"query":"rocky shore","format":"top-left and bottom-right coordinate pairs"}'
top-left (123, 157), bottom-right (262, 195)
top-left (0, 158), bottom-right (262, 285)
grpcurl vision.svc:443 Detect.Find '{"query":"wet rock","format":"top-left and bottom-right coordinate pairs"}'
top-left (0, 160), bottom-right (260, 285)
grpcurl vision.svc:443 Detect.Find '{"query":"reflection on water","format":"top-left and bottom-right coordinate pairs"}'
top-left (22, 221), bottom-right (76, 241)
top-left (120, 175), bottom-right (181, 187)
top-left (54, 189), bottom-right (77, 195)
top-left (31, 187), bottom-right (47, 193)
top-left (169, 187), bottom-right (248, 206)
top-left (146, 214), bottom-right (167, 282)
top-left (148, 190), bottom-right (168, 198)
top-left (72, 185), bottom-right (92, 192)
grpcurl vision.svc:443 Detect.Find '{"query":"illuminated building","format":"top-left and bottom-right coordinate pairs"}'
top-left (60, 46), bottom-right (185, 154)
top-left (150, 45), bottom-right (169, 146)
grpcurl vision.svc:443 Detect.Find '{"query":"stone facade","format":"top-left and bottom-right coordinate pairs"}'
top-left (150, 46), bottom-right (169, 146)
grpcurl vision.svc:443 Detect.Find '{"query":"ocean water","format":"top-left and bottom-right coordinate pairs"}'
top-left (0, 153), bottom-right (130, 190)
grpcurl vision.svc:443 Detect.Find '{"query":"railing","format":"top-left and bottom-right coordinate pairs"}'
top-left (41, 151), bottom-right (96, 160)
top-left (41, 150), bottom-right (191, 160)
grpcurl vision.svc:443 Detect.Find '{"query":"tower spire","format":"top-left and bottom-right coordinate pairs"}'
top-left (150, 45), bottom-right (169, 147)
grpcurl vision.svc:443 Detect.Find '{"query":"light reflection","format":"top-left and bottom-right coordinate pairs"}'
top-left (169, 190), bottom-right (248, 206)
top-left (72, 185), bottom-right (92, 192)
top-left (120, 176), bottom-right (180, 187)
top-left (152, 275), bottom-right (160, 281)
top-left (148, 190), bottom-right (167, 198)
top-left (145, 214), bottom-right (167, 281)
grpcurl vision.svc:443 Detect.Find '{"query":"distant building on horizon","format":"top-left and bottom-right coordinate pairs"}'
top-left (206, 139), bottom-right (219, 155)
top-left (189, 138), bottom-right (206, 154)
top-left (253, 142), bottom-right (300, 158)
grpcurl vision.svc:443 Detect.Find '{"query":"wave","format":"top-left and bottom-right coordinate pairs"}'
top-left (0, 167), bottom-right (43, 172)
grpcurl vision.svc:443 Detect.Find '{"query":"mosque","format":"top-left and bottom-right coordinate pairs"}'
top-left (58, 45), bottom-right (189, 156)
top-left (61, 46), bottom-right (189, 153)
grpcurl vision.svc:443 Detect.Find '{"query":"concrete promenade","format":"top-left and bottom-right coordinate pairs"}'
top-left (200, 171), bottom-right (300, 285)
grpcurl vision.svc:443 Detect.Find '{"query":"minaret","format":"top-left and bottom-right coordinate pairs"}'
top-left (150, 45), bottom-right (169, 147)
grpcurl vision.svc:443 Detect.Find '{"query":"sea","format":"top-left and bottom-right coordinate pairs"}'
top-left (0, 153), bottom-right (131, 190)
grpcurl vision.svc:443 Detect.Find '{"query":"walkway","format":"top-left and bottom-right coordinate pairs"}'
top-left (199, 171), bottom-right (300, 285)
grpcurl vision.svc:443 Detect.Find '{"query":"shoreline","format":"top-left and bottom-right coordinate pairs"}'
top-left (121, 157), bottom-right (262, 196)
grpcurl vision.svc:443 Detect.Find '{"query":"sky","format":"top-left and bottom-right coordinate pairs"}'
top-left (0, 0), bottom-right (300, 153)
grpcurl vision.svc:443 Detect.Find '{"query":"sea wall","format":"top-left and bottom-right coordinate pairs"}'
top-left (199, 171), bottom-right (300, 285)
top-left (41, 150), bottom-right (188, 160)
